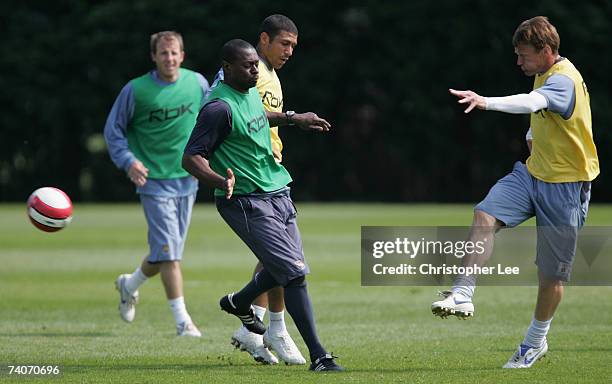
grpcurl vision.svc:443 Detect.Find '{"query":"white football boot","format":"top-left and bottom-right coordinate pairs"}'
top-left (263, 330), bottom-right (307, 365)
top-left (503, 340), bottom-right (548, 368)
top-left (231, 326), bottom-right (278, 365)
top-left (431, 290), bottom-right (474, 319)
top-left (177, 321), bottom-right (202, 337)
top-left (115, 274), bottom-right (139, 323)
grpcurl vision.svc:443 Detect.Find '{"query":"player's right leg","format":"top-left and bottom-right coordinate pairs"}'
top-left (115, 196), bottom-right (162, 323)
top-left (229, 263), bottom-right (274, 362)
top-left (216, 197), bottom-right (277, 335)
top-left (431, 162), bottom-right (534, 319)
top-left (237, 263), bottom-right (305, 364)
top-left (231, 325), bottom-right (278, 364)
top-left (115, 254), bottom-right (161, 322)
top-left (219, 273), bottom-right (275, 335)
top-left (431, 211), bottom-right (498, 319)
top-left (115, 269), bottom-right (144, 323)
top-left (431, 290), bottom-right (475, 319)
top-left (216, 192), bottom-right (341, 371)
top-left (431, 212), bottom-right (500, 319)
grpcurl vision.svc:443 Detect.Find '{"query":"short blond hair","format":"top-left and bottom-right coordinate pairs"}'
top-left (512, 16), bottom-right (560, 53)
top-left (150, 31), bottom-right (184, 54)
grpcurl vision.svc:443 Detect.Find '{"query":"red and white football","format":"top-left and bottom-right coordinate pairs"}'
top-left (27, 187), bottom-right (73, 232)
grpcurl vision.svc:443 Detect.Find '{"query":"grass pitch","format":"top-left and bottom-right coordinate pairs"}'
top-left (1, 203), bottom-right (611, 383)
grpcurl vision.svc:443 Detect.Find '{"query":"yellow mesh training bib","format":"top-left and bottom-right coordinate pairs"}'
top-left (527, 59), bottom-right (599, 182)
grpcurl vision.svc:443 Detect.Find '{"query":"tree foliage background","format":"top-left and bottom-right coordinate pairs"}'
top-left (1, 0), bottom-right (610, 202)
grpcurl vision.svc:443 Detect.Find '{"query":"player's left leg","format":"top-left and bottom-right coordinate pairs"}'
top-left (261, 215), bottom-right (306, 365)
top-left (136, 194), bottom-right (200, 336)
top-left (159, 261), bottom-right (200, 337)
top-left (273, 193), bottom-right (340, 371)
top-left (168, 193), bottom-right (200, 337)
top-left (280, 276), bottom-right (342, 371)
top-left (503, 270), bottom-right (559, 368)
top-left (504, 180), bottom-right (590, 368)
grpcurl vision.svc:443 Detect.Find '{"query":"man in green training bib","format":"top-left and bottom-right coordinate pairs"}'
top-left (104, 31), bottom-right (209, 337)
top-left (183, 39), bottom-right (343, 372)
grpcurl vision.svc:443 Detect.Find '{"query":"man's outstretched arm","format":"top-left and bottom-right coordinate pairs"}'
top-left (266, 111), bottom-right (331, 132)
top-left (449, 88), bottom-right (548, 114)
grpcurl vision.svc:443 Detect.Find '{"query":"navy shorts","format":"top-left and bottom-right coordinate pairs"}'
top-left (216, 188), bottom-right (309, 287)
top-left (476, 162), bottom-right (591, 281)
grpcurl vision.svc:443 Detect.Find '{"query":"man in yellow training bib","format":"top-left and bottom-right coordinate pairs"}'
top-left (432, 16), bottom-right (599, 368)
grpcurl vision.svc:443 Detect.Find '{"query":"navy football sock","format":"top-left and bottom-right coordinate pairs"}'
top-left (284, 277), bottom-right (327, 361)
top-left (232, 268), bottom-right (279, 311)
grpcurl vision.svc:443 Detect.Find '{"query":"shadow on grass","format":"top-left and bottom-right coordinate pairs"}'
top-left (63, 365), bottom-right (509, 376)
top-left (0, 332), bottom-right (113, 337)
top-left (63, 362), bottom-right (281, 371)
top-left (489, 346), bottom-right (612, 353)
top-left (342, 367), bottom-right (500, 374)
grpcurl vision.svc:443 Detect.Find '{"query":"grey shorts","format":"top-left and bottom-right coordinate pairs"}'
top-left (216, 188), bottom-right (309, 286)
top-left (140, 193), bottom-right (195, 263)
top-left (476, 162), bottom-right (591, 281)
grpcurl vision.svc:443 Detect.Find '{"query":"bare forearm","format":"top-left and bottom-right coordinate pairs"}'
top-left (182, 154), bottom-right (225, 189)
top-left (266, 111), bottom-right (290, 126)
top-left (266, 111), bottom-right (331, 132)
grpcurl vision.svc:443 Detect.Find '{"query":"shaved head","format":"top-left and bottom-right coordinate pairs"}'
top-left (222, 39), bottom-right (256, 63)
top-left (221, 39), bottom-right (260, 92)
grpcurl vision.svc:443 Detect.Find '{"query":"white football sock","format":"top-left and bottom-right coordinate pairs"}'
top-left (523, 317), bottom-right (552, 348)
top-left (252, 304), bottom-right (267, 322)
top-left (125, 267), bottom-right (148, 295)
top-left (451, 274), bottom-right (476, 301)
top-left (269, 310), bottom-right (287, 335)
top-left (168, 296), bottom-right (191, 325)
